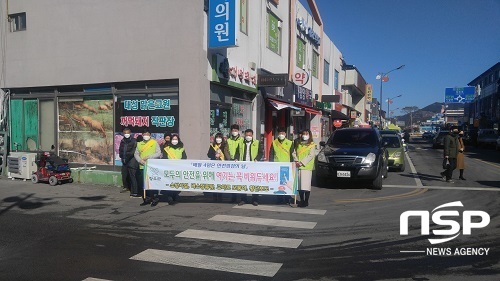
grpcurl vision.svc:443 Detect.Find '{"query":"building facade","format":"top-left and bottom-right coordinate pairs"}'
top-left (467, 62), bottom-right (500, 130)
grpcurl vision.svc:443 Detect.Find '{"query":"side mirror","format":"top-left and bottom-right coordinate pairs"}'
top-left (319, 141), bottom-right (326, 147)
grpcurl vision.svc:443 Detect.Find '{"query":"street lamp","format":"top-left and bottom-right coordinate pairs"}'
top-left (376, 64), bottom-right (405, 127)
top-left (387, 94), bottom-right (402, 120)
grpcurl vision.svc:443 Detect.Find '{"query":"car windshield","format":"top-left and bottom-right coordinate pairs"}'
top-left (382, 136), bottom-right (400, 148)
top-left (330, 130), bottom-right (377, 146)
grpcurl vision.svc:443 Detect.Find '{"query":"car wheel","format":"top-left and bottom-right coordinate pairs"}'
top-left (383, 165), bottom-right (389, 178)
top-left (31, 174), bottom-right (39, 184)
top-left (68, 178), bottom-right (74, 183)
top-left (49, 176), bottom-right (58, 186)
top-left (371, 169), bottom-right (383, 190)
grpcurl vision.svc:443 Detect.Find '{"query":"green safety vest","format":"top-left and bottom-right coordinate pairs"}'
top-left (227, 136), bottom-right (244, 160)
top-left (164, 146), bottom-right (184, 159)
top-left (137, 139), bottom-right (158, 169)
top-left (240, 140), bottom-right (260, 161)
top-left (297, 143), bottom-right (315, 171)
top-left (272, 138), bottom-right (292, 162)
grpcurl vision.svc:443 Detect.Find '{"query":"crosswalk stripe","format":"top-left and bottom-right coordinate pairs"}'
top-left (209, 215), bottom-right (317, 229)
top-left (130, 249), bottom-right (282, 277)
top-left (82, 278), bottom-right (112, 281)
top-left (385, 184), bottom-right (500, 192)
top-left (233, 204), bottom-right (327, 215)
top-left (176, 229), bottom-right (302, 248)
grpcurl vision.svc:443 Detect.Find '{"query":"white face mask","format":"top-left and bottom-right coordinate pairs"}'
top-left (143, 136), bottom-right (151, 141)
top-left (245, 136), bottom-right (253, 142)
top-left (171, 140), bottom-right (178, 145)
top-left (232, 131), bottom-right (239, 137)
top-left (124, 134), bottom-right (131, 139)
top-left (278, 134), bottom-right (285, 140)
top-left (302, 135), bottom-right (310, 141)
top-left (216, 138), bottom-right (222, 144)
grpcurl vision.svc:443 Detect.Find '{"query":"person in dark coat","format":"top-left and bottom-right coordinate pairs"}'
top-left (119, 128), bottom-right (139, 197)
top-left (207, 132), bottom-right (230, 202)
top-left (457, 130), bottom-right (466, 180)
top-left (440, 127), bottom-right (459, 183)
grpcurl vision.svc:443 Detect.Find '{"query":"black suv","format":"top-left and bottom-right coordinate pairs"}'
top-left (315, 128), bottom-right (388, 190)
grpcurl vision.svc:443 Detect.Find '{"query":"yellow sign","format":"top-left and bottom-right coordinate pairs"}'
top-left (366, 84), bottom-right (373, 103)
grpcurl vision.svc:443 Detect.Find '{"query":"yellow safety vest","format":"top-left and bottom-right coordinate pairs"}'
top-left (137, 140), bottom-right (157, 169)
top-left (272, 138), bottom-right (292, 162)
top-left (164, 146), bottom-right (184, 159)
top-left (211, 144), bottom-right (225, 160)
top-left (227, 136), bottom-right (243, 160)
top-left (240, 140), bottom-right (260, 161)
top-left (297, 143), bottom-right (315, 171)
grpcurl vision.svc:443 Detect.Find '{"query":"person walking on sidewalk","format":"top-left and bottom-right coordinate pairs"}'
top-left (292, 129), bottom-right (316, 208)
top-left (119, 128), bottom-right (139, 197)
top-left (238, 129), bottom-right (262, 206)
top-left (457, 130), bottom-right (466, 180)
top-left (135, 130), bottom-right (162, 206)
top-left (440, 127), bottom-right (459, 183)
top-left (269, 127), bottom-right (294, 204)
top-left (207, 132), bottom-right (230, 202)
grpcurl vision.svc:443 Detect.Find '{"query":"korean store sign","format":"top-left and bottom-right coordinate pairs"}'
top-left (208, 0), bottom-right (239, 48)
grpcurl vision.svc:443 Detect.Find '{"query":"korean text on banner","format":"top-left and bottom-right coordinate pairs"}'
top-left (145, 159), bottom-right (297, 195)
top-left (208, 0), bottom-right (239, 48)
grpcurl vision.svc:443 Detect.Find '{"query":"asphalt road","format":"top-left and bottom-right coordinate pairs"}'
top-left (0, 137), bottom-right (498, 281)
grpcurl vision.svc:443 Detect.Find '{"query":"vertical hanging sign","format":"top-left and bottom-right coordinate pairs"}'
top-left (208, 0), bottom-right (239, 48)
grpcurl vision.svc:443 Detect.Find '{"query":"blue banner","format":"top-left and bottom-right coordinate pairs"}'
top-left (444, 87), bottom-right (475, 103)
top-left (208, 0), bottom-right (238, 48)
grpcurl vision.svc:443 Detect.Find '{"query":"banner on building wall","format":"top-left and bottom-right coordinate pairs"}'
top-left (58, 99), bottom-right (114, 165)
top-left (366, 84), bottom-right (373, 103)
top-left (145, 159), bottom-right (298, 195)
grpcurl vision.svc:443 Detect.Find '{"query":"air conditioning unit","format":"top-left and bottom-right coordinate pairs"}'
top-left (8, 152), bottom-right (37, 181)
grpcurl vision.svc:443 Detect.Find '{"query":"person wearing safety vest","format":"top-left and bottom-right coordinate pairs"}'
top-left (162, 133), bottom-right (187, 205)
top-left (269, 127), bottom-right (294, 204)
top-left (238, 129), bottom-right (263, 206)
top-left (292, 129), bottom-right (316, 208)
top-left (225, 124), bottom-right (244, 203)
top-left (207, 132), bottom-right (230, 202)
top-left (134, 129), bottom-right (162, 206)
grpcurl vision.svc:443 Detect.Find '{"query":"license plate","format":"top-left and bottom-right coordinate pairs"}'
top-left (337, 171), bottom-right (351, 178)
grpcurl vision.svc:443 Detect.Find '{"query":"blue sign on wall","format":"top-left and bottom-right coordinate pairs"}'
top-left (444, 87), bottom-right (475, 103)
top-left (208, 0), bottom-right (238, 48)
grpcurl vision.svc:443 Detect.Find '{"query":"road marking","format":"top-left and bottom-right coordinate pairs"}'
top-left (233, 204), bottom-right (326, 215)
top-left (130, 249), bottom-right (282, 277)
top-left (335, 188), bottom-right (427, 203)
top-left (467, 157), bottom-right (500, 170)
top-left (83, 278), bottom-right (113, 281)
top-left (405, 151), bottom-right (423, 187)
top-left (176, 229), bottom-right (302, 248)
top-left (385, 185), bottom-right (500, 192)
top-left (209, 215), bottom-right (317, 229)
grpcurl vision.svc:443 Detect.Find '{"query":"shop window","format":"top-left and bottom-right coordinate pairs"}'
top-left (114, 93), bottom-right (179, 166)
top-left (58, 96), bottom-right (114, 165)
top-left (231, 98), bottom-right (252, 133)
top-left (312, 51), bottom-right (319, 78)
top-left (9, 13), bottom-right (26, 32)
top-left (266, 11), bottom-right (281, 55)
top-left (296, 37), bottom-right (305, 68)
top-left (39, 100), bottom-right (56, 151)
top-left (240, 0), bottom-right (248, 35)
top-left (324, 60), bottom-right (330, 85)
top-left (334, 70), bottom-right (339, 90)
top-left (210, 103), bottom-right (231, 141)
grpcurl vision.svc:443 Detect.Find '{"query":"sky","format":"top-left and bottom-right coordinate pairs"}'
top-left (300, 0), bottom-right (500, 116)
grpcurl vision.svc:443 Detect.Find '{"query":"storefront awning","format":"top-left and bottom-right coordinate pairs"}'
top-left (304, 107), bottom-right (322, 115)
top-left (330, 110), bottom-right (350, 120)
top-left (268, 99), bottom-right (301, 111)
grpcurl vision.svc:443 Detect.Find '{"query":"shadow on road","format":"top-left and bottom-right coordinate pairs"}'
top-left (0, 193), bottom-right (49, 216)
top-left (476, 181), bottom-right (500, 188)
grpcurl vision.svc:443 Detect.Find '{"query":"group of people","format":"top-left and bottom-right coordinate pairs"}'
top-left (440, 126), bottom-right (466, 183)
top-left (119, 124), bottom-right (316, 208)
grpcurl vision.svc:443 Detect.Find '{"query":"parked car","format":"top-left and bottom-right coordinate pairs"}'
top-left (476, 129), bottom-right (498, 147)
top-left (379, 130), bottom-right (399, 136)
top-left (496, 136), bottom-right (500, 151)
top-left (432, 130), bottom-right (449, 148)
top-left (422, 131), bottom-right (435, 139)
top-left (315, 128), bottom-right (388, 190)
top-left (381, 134), bottom-right (406, 172)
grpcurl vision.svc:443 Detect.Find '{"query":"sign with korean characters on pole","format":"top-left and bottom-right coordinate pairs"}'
top-left (208, 0), bottom-right (239, 48)
top-left (366, 84), bottom-right (373, 103)
top-left (145, 159), bottom-right (298, 195)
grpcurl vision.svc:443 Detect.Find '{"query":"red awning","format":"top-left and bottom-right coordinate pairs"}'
top-left (268, 98), bottom-right (301, 111)
top-left (304, 107), bottom-right (322, 115)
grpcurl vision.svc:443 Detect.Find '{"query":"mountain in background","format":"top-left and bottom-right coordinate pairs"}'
top-left (393, 102), bottom-right (464, 126)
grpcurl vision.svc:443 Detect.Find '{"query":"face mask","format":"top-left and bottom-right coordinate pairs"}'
top-left (124, 134), bottom-right (130, 139)
top-left (302, 135), bottom-right (310, 141)
top-left (245, 136), bottom-right (253, 142)
top-left (278, 134), bottom-right (285, 140)
top-left (143, 136), bottom-right (151, 141)
top-left (232, 131), bottom-right (239, 137)
top-left (171, 140), bottom-right (178, 145)
top-left (216, 138), bottom-right (222, 144)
